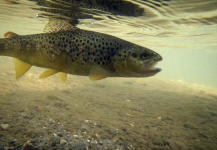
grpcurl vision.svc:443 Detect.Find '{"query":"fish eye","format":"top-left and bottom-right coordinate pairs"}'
top-left (131, 52), bottom-right (138, 58)
top-left (140, 52), bottom-right (150, 59)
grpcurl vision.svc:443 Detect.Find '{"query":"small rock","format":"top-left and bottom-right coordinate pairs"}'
top-left (166, 140), bottom-right (187, 150)
top-left (121, 127), bottom-right (127, 132)
top-left (22, 142), bottom-right (34, 150)
top-left (183, 123), bottom-right (197, 129)
top-left (57, 133), bottom-right (63, 137)
top-left (95, 133), bottom-right (100, 139)
top-left (91, 140), bottom-right (98, 144)
top-left (73, 135), bottom-right (79, 138)
top-left (60, 138), bottom-right (67, 145)
top-left (81, 123), bottom-right (88, 131)
top-left (152, 137), bottom-right (164, 146)
top-left (48, 119), bottom-right (55, 124)
top-left (8, 139), bottom-right (17, 147)
top-left (50, 136), bottom-right (60, 146)
top-left (129, 123), bottom-right (134, 127)
top-left (1, 124), bottom-right (9, 130)
top-left (99, 140), bottom-right (104, 145)
top-left (84, 120), bottom-right (90, 123)
top-left (99, 139), bottom-right (111, 145)
top-left (73, 142), bottom-right (89, 150)
top-left (157, 116), bottom-right (162, 120)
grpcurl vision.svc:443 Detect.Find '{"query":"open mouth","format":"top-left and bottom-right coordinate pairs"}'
top-left (150, 63), bottom-right (161, 72)
top-left (142, 59), bottom-right (162, 74)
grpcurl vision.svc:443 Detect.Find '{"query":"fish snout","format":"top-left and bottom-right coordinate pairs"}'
top-left (153, 53), bottom-right (163, 61)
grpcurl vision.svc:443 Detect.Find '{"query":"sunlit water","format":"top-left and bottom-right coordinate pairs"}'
top-left (0, 0), bottom-right (217, 149)
top-left (0, 0), bottom-right (216, 87)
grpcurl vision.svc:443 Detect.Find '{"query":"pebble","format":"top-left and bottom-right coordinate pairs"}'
top-left (91, 140), bottom-right (98, 144)
top-left (95, 133), bottom-right (100, 139)
top-left (99, 140), bottom-right (104, 145)
top-left (157, 116), bottom-right (162, 120)
top-left (60, 138), bottom-right (67, 145)
top-left (129, 123), bottom-right (134, 127)
top-left (152, 137), bottom-right (164, 146)
top-left (183, 123), bottom-right (197, 129)
top-left (1, 124), bottom-right (9, 130)
top-left (73, 135), bottom-right (79, 138)
top-left (81, 123), bottom-right (88, 131)
top-left (22, 142), bottom-right (34, 150)
top-left (50, 136), bottom-right (60, 146)
top-left (85, 120), bottom-right (91, 123)
top-left (73, 142), bottom-right (89, 150)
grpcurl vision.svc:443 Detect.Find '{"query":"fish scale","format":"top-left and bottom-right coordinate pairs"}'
top-left (0, 19), bottom-right (162, 81)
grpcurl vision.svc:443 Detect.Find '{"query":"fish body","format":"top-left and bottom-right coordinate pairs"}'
top-left (0, 21), bottom-right (162, 81)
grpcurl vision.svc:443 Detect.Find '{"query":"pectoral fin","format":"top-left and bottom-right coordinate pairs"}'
top-left (39, 69), bottom-right (58, 79)
top-left (58, 72), bottom-right (67, 82)
top-left (89, 66), bottom-right (111, 81)
top-left (13, 58), bottom-right (32, 79)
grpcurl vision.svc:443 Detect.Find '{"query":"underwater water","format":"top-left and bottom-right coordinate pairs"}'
top-left (0, 0), bottom-right (217, 149)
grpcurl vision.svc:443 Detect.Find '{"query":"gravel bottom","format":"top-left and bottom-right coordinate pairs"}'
top-left (0, 58), bottom-right (217, 150)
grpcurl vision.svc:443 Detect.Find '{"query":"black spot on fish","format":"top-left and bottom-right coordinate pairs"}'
top-left (131, 52), bottom-right (137, 58)
top-left (111, 48), bottom-right (115, 52)
top-left (140, 52), bottom-right (150, 59)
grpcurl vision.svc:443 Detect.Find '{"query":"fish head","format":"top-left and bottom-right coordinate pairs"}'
top-left (114, 45), bottom-right (162, 77)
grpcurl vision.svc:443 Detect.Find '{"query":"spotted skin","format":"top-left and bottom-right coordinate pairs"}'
top-left (0, 29), bottom-right (162, 79)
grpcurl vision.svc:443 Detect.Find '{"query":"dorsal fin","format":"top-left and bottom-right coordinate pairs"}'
top-left (13, 58), bottom-right (32, 79)
top-left (4, 32), bottom-right (19, 38)
top-left (44, 18), bottom-right (78, 33)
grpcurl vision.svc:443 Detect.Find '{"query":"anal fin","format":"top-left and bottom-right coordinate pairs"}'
top-left (13, 58), bottom-right (32, 79)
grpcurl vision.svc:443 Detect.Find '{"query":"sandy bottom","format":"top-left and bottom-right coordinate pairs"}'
top-left (0, 57), bottom-right (217, 150)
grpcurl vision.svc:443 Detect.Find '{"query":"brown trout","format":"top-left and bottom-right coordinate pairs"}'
top-left (0, 19), bottom-right (162, 81)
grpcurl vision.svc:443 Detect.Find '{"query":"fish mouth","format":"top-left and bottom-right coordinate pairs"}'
top-left (141, 59), bottom-right (162, 76)
top-left (146, 62), bottom-right (161, 73)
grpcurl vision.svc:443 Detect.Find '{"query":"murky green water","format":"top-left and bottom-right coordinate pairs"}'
top-left (0, 0), bottom-right (217, 149)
